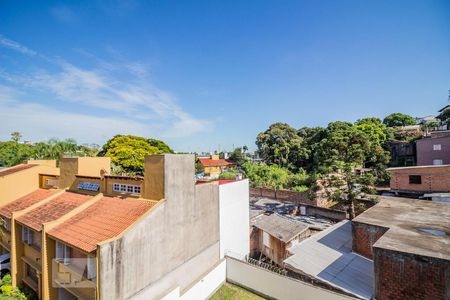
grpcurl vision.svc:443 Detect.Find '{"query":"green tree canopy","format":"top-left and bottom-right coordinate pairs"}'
top-left (228, 147), bottom-right (247, 166)
top-left (256, 123), bottom-right (306, 171)
top-left (98, 135), bottom-right (173, 175)
top-left (382, 113), bottom-right (416, 127)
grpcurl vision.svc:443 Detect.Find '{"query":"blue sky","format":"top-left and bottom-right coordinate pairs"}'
top-left (0, 0), bottom-right (449, 152)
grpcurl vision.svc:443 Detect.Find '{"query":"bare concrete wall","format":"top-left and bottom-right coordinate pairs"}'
top-left (98, 155), bottom-right (220, 300)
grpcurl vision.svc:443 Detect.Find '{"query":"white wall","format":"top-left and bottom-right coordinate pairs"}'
top-left (226, 257), bottom-right (356, 300)
top-left (219, 180), bottom-right (250, 258)
top-left (161, 260), bottom-right (226, 300)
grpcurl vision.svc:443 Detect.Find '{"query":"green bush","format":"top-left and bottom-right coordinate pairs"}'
top-left (219, 170), bottom-right (241, 180)
top-left (0, 274), bottom-right (27, 300)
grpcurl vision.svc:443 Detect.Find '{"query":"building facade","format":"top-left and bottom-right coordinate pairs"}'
top-left (416, 133), bottom-right (450, 166)
top-left (388, 165), bottom-right (450, 195)
top-left (0, 154), bottom-right (250, 300)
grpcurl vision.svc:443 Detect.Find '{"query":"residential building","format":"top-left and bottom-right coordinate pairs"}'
top-left (0, 160), bottom-right (59, 204)
top-left (388, 165), bottom-right (450, 196)
top-left (416, 132), bottom-right (450, 166)
top-left (0, 154), bottom-right (250, 300)
top-left (388, 141), bottom-right (416, 167)
top-left (285, 197), bottom-right (450, 300)
top-left (249, 197), bottom-right (345, 267)
top-left (198, 155), bottom-right (234, 178)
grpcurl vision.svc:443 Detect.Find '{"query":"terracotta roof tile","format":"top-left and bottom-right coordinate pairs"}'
top-left (48, 197), bottom-right (155, 253)
top-left (0, 189), bottom-right (58, 219)
top-left (198, 158), bottom-right (233, 167)
top-left (16, 192), bottom-right (91, 231)
top-left (0, 164), bottom-right (36, 177)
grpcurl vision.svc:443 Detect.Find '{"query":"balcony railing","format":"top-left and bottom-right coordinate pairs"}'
top-left (52, 258), bottom-right (96, 300)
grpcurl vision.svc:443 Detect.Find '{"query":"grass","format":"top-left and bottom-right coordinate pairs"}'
top-left (209, 283), bottom-right (265, 300)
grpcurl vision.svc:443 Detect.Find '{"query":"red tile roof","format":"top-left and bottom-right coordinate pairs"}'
top-left (16, 192), bottom-right (92, 231)
top-left (0, 164), bottom-right (36, 177)
top-left (198, 158), bottom-right (233, 167)
top-left (0, 189), bottom-right (58, 219)
top-left (48, 197), bottom-right (155, 253)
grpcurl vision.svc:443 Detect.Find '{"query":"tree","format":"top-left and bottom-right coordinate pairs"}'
top-left (315, 121), bottom-right (370, 172)
top-left (242, 145), bottom-right (248, 153)
top-left (437, 109), bottom-right (450, 125)
top-left (383, 113), bottom-right (416, 127)
top-left (98, 135), bottom-right (173, 175)
top-left (229, 147), bottom-right (246, 166)
top-left (322, 166), bottom-right (376, 219)
top-left (256, 123), bottom-right (306, 171)
top-left (0, 141), bottom-right (33, 167)
top-left (10, 132), bottom-right (22, 143)
top-left (242, 162), bottom-right (290, 190)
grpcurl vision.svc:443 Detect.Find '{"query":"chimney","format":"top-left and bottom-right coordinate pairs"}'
top-left (58, 157), bottom-right (111, 189)
top-left (143, 154), bottom-right (195, 201)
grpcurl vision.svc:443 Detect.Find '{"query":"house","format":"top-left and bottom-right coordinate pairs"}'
top-left (249, 197), bottom-right (343, 267)
top-left (198, 155), bottom-right (234, 178)
top-left (388, 165), bottom-right (450, 196)
top-left (0, 154), bottom-right (250, 300)
top-left (388, 141), bottom-right (416, 167)
top-left (416, 132), bottom-right (450, 166)
top-left (250, 213), bottom-right (312, 266)
top-left (285, 197), bottom-right (450, 300)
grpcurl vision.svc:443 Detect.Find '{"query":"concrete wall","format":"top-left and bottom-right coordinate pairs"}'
top-left (374, 247), bottom-right (450, 300)
top-left (389, 166), bottom-right (450, 193)
top-left (226, 256), bottom-right (356, 300)
top-left (218, 180), bottom-right (250, 258)
top-left (98, 155), bottom-right (221, 300)
top-left (416, 136), bottom-right (450, 166)
top-left (352, 221), bottom-right (388, 259)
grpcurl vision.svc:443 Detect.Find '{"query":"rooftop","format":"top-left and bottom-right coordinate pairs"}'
top-left (353, 197), bottom-right (450, 261)
top-left (387, 164), bottom-right (450, 171)
top-left (251, 213), bottom-right (309, 243)
top-left (284, 221), bottom-right (374, 299)
top-left (48, 196), bottom-right (156, 253)
top-left (16, 192), bottom-right (92, 231)
top-left (198, 157), bottom-right (233, 167)
top-left (0, 164), bottom-right (36, 177)
top-left (0, 188), bottom-right (58, 219)
top-left (250, 197), bottom-right (335, 231)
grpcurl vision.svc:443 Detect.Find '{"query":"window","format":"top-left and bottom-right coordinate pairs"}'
top-left (409, 175), bottom-right (422, 184)
top-left (21, 227), bottom-right (33, 246)
top-left (262, 231), bottom-right (271, 248)
top-left (433, 159), bottom-right (443, 165)
top-left (433, 144), bottom-right (442, 151)
top-left (112, 183), bottom-right (141, 195)
top-left (25, 263), bottom-right (38, 284)
top-left (56, 241), bottom-right (72, 265)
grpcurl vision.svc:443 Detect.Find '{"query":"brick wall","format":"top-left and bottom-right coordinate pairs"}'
top-left (374, 247), bottom-right (450, 300)
top-left (390, 165), bottom-right (450, 193)
top-left (351, 221), bottom-right (388, 259)
top-left (249, 187), bottom-right (322, 206)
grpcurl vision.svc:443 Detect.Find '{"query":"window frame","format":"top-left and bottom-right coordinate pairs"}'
top-left (409, 175), bottom-right (422, 184)
top-left (433, 144), bottom-right (442, 151)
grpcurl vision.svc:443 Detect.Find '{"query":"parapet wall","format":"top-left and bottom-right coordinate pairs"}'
top-left (352, 221), bottom-right (388, 259)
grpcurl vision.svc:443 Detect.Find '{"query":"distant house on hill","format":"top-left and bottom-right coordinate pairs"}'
top-left (198, 155), bottom-right (234, 178)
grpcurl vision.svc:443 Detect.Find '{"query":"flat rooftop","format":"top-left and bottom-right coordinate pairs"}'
top-left (0, 188), bottom-right (58, 219)
top-left (353, 197), bottom-right (450, 261)
top-left (48, 196), bottom-right (156, 253)
top-left (16, 192), bottom-right (92, 231)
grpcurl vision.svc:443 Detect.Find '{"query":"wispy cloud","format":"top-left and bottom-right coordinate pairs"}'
top-left (0, 35), bottom-right (37, 56)
top-left (0, 36), bottom-right (212, 144)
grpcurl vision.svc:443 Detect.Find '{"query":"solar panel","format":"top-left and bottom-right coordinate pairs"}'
top-left (78, 182), bottom-right (100, 191)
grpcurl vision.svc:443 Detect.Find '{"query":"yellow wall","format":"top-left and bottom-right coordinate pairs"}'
top-left (59, 157), bottom-right (111, 189)
top-left (105, 177), bottom-right (143, 198)
top-left (143, 155), bottom-right (165, 200)
top-left (0, 164), bottom-right (59, 206)
top-left (26, 160), bottom-right (57, 168)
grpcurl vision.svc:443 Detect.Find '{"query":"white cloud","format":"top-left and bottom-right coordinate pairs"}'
top-left (0, 35), bottom-right (37, 56)
top-left (0, 36), bottom-right (213, 143)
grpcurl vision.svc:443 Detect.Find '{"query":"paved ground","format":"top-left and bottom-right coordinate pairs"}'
top-left (210, 283), bottom-right (265, 300)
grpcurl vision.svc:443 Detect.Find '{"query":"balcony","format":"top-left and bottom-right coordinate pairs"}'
top-left (52, 259), bottom-right (96, 300)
